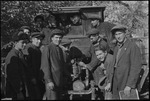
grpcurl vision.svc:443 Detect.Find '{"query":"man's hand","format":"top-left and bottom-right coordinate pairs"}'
top-left (46, 82), bottom-right (54, 90)
top-left (78, 61), bottom-right (87, 69)
top-left (124, 86), bottom-right (131, 96)
top-left (105, 83), bottom-right (111, 91)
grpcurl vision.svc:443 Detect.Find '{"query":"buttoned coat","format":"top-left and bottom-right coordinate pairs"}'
top-left (109, 38), bottom-right (142, 97)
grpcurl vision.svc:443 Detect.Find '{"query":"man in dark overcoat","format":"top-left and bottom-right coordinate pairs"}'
top-left (5, 33), bottom-right (29, 100)
top-left (40, 29), bottom-right (67, 100)
top-left (105, 24), bottom-right (142, 99)
top-left (25, 32), bottom-right (45, 100)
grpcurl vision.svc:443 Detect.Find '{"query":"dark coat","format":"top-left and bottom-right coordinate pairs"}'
top-left (110, 38), bottom-right (142, 97)
top-left (40, 42), bottom-right (65, 88)
top-left (25, 43), bottom-right (42, 80)
top-left (5, 48), bottom-right (27, 98)
top-left (25, 43), bottom-right (42, 99)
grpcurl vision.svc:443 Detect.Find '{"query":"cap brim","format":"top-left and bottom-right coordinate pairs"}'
top-left (32, 34), bottom-right (45, 39)
top-left (111, 28), bottom-right (127, 34)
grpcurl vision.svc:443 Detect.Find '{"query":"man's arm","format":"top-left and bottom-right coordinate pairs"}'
top-left (86, 44), bottom-right (100, 71)
top-left (6, 56), bottom-right (22, 93)
top-left (126, 42), bottom-right (142, 88)
top-left (40, 46), bottom-right (53, 84)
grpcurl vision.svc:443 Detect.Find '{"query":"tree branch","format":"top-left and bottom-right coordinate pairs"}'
top-left (117, 1), bottom-right (132, 11)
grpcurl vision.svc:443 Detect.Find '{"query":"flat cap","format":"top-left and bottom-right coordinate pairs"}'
top-left (87, 28), bottom-right (99, 37)
top-left (111, 24), bottom-right (127, 34)
top-left (31, 32), bottom-right (45, 39)
top-left (13, 33), bottom-right (29, 42)
top-left (51, 29), bottom-right (63, 38)
top-left (20, 26), bottom-right (30, 31)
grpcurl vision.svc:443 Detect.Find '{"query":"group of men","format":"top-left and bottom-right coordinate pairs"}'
top-left (3, 13), bottom-right (142, 100)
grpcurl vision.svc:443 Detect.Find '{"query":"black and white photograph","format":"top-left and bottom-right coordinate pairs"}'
top-left (1, 1), bottom-right (149, 100)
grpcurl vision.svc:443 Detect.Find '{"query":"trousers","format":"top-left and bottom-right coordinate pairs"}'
top-left (45, 85), bottom-right (63, 100)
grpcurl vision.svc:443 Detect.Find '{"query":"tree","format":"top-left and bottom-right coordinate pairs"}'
top-left (1, 1), bottom-right (148, 47)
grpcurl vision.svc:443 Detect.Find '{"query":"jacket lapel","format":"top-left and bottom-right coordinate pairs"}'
top-left (117, 39), bottom-right (130, 61)
top-left (112, 46), bottom-right (119, 66)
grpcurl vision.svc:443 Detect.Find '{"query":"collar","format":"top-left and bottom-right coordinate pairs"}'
top-left (117, 38), bottom-right (127, 48)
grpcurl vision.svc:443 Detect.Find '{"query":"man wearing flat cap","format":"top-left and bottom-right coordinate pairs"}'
top-left (87, 28), bottom-right (109, 53)
top-left (25, 32), bottom-right (45, 100)
top-left (105, 24), bottom-right (142, 99)
top-left (20, 26), bottom-right (31, 36)
top-left (41, 29), bottom-right (69, 100)
top-left (5, 33), bottom-right (29, 100)
top-left (89, 16), bottom-right (101, 29)
top-left (89, 16), bottom-right (116, 54)
top-left (2, 27), bottom-right (31, 57)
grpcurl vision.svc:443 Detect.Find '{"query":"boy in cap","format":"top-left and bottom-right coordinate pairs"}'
top-left (85, 28), bottom-right (111, 99)
top-left (41, 29), bottom-right (69, 100)
top-left (89, 16), bottom-right (116, 54)
top-left (2, 30), bottom-right (29, 57)
top-left (105, 24), bottom-right (142, 99)
top-left (5, 33), bottom-right (29, 100)
top-left (25, 32), bottom-right (45, 100)
top-left (89, 16), bottom-right (101, 29)
top-left (87, 28), bottom-right (109, 54)
top-left (19, 26), bottom-right (31, 36)
top-left (94, 42), bottom-right (113, 100)
top-left (2, 25), bottom-right (31, 58)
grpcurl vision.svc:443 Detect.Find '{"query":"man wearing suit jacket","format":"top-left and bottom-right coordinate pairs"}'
top-left (105, 25), bottom-right (142, 99)
top-left (40, 29), bottom-right (67, 100)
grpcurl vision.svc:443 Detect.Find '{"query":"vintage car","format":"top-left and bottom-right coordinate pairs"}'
top-left (1, 6), bottom-right (149, 100)
top-left (43, 6), bottom-right (150, 100)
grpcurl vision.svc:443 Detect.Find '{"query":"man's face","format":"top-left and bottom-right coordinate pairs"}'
top-left (95, 50), bottom-right (107, 61)
top-left (91, 19), bottom-right (99, 27)
top-left (89, 34), bottom-right (99, 44)
top-left (16, 40), bottom-right (28, 50)
top-left (51, 35), bottom-right (62, 45)
top-left (32, 37), bottom-right (42, 47)
top-left (71, 15), bottom-right (80, 24)
top-left (23, 29), bottom-right (30, 35)
top-left (114, 30), bottom-right (126, 43)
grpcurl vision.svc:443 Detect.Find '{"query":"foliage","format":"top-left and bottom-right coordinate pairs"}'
top-left (1, 1), bottom-right (148, 46)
